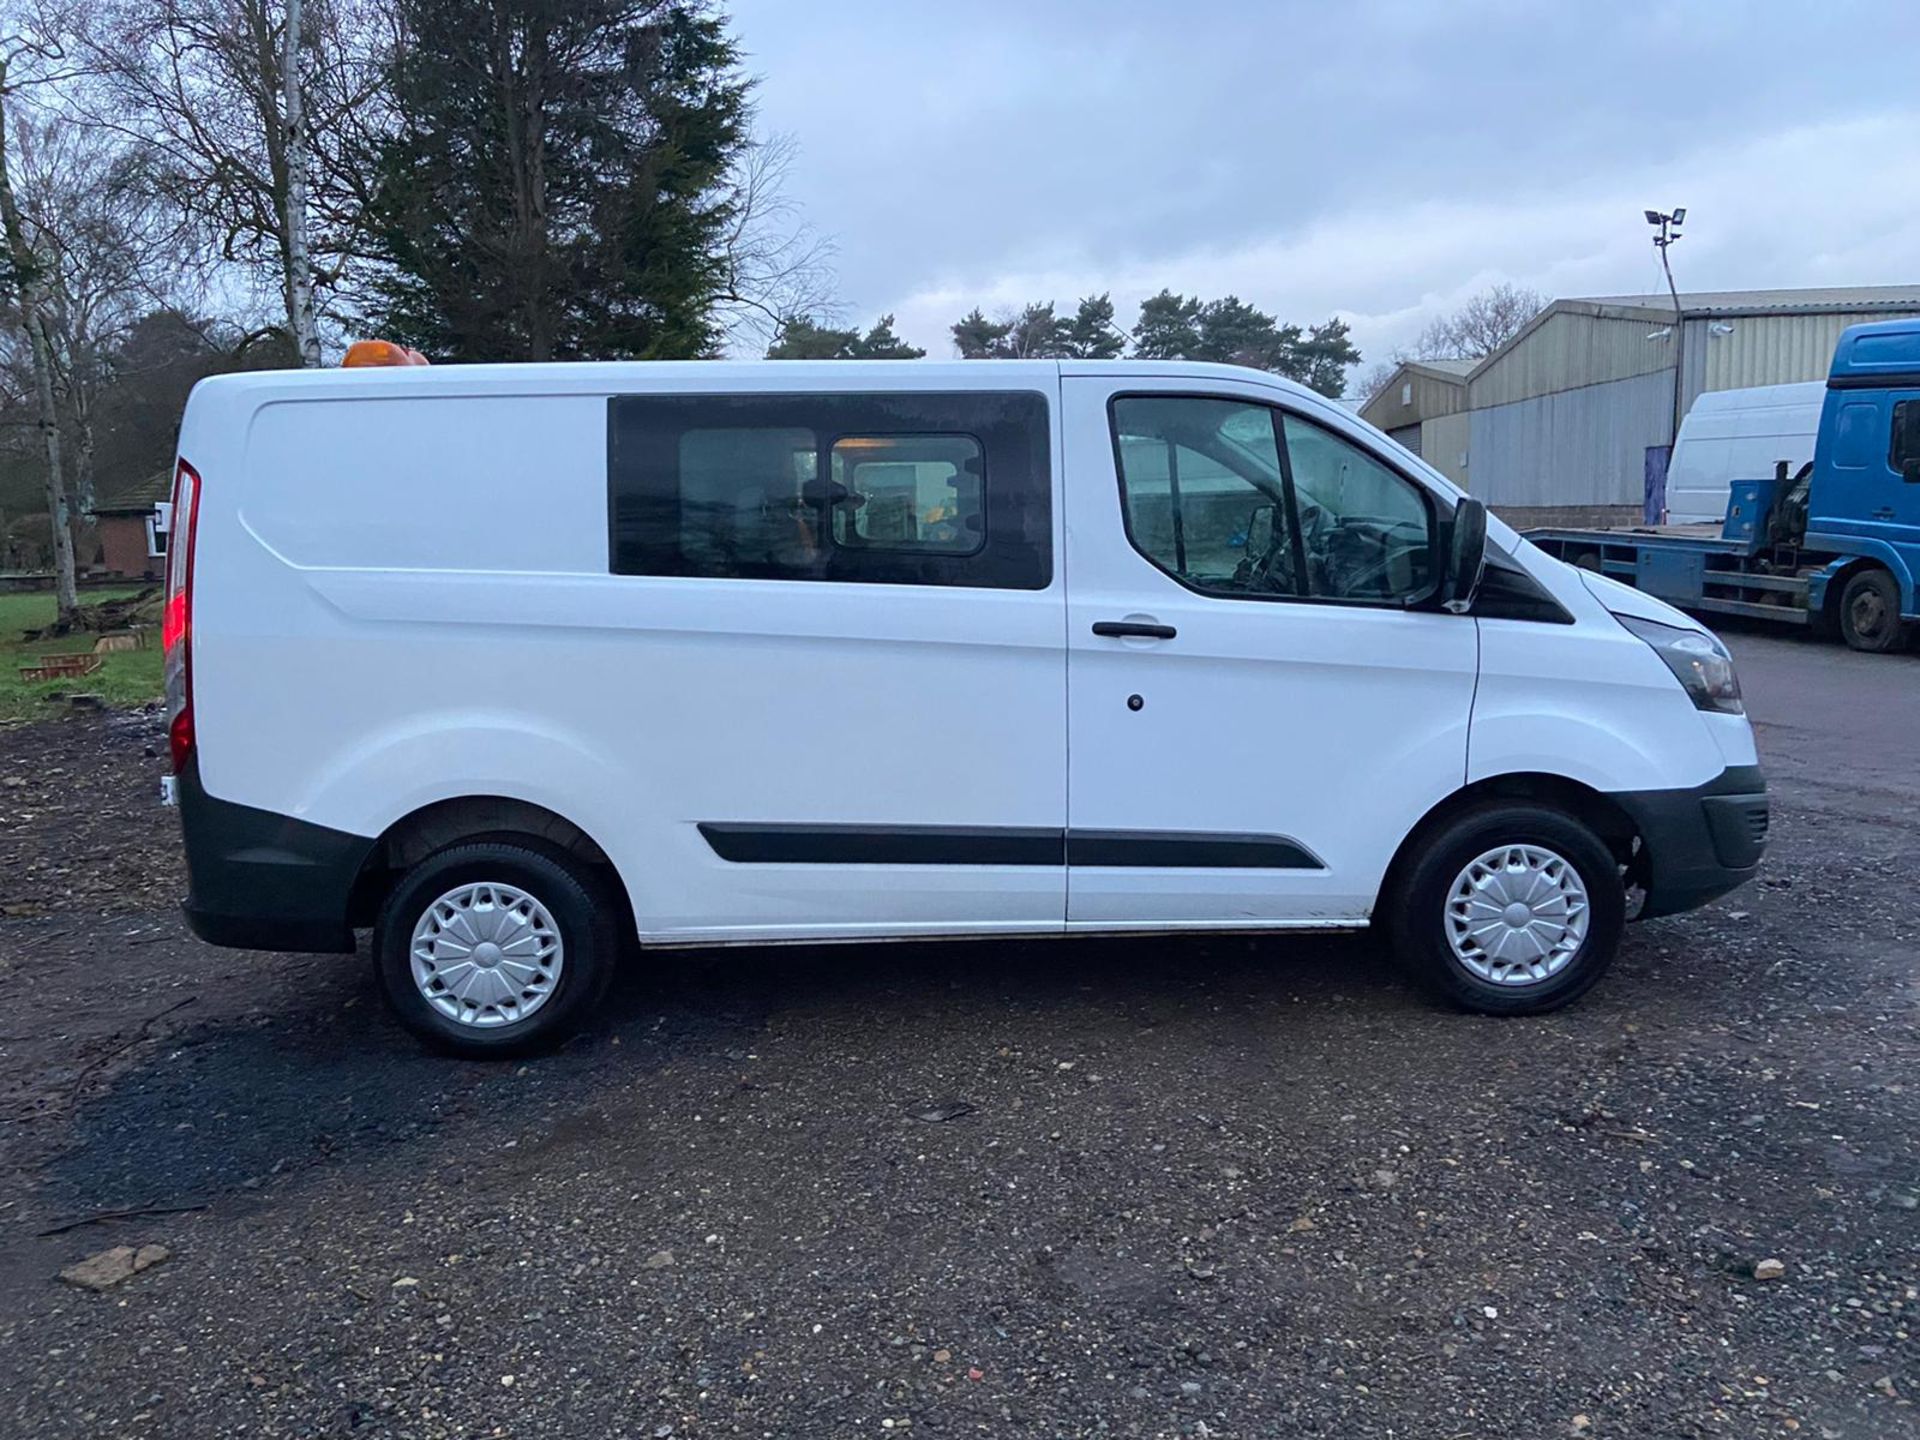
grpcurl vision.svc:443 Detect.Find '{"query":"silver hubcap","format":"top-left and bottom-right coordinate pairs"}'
top-left (1444, 844), bottom-right (1590, 987)
top-left (410, 882), bottom-right (564, 1027)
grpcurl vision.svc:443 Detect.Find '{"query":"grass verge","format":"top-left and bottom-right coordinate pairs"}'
top-left (0, 587), bottom-right (162, 724)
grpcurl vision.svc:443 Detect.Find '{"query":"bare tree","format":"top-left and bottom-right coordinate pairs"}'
top-left (12, 112), bottom-right (182, 518)
top-left (709, 131), bottom-right (836, 354)
top-left (76, 0), bottom-right (388, 365)
top-left (1350, 283), bottom-right (1549, 403)
top-left (1351, 358), bottom-right (1401, 405)
top-left (0, 12), bottom-right (83, 621)
top-left (1409, 282), bottom-right (1546, 361)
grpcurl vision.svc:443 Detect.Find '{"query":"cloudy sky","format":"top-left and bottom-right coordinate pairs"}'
top-left (726, 0), bottom-right (1920, 379)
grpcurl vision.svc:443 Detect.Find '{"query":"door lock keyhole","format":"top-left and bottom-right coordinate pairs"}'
top-left (1126, 694), bottom-right (1144, 712)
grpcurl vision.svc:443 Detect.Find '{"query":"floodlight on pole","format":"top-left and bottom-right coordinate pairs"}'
top-left (1645, 208), bottom-right (1686, 319)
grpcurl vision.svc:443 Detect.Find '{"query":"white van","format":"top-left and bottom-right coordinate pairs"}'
top-left (164, 356), bottom-right (1766, 1056)
top-left (1666, 381), bottom-right (1823, 523)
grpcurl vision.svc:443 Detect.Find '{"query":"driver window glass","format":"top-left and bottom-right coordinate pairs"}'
top-left (1111, 397), bottom-right (1302, 598)
top-left (1279, 415), bottom-right (1435, 602)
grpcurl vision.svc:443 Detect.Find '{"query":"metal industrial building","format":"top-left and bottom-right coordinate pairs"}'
top-left (1361, 286), bottom-right (1920, 526)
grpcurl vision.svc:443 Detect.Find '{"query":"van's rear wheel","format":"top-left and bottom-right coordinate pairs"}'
top-left (1389, 804), bottom-right (1625, 1015)
top-left (375, 840), bottom-right (617, 1057)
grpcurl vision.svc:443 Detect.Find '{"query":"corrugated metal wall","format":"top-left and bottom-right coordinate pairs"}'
top-left (1361, 369), bottom-right (1468, 432)
top-left (1467, 369), bottom-right (1675, 506)
top-left (1692, 310), bottom-right (1920, 405)
top-left (1432, 300), bottom-right (1920, 507)
top-left (1469, 310), bottom-right (1679, 408)
top-left (1679, 318), bottom-right (1710, 422)
top-left (1413, 370), bottom-right (1469, 418)
top-left (1420, 412), bottom-right (1470, 488)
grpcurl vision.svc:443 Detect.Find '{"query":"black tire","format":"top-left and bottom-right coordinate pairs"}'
top-left (1386, 803), bottom-right (1625, 1016)
top-left (1838, 567), bottom-right (1909, 653)
top-left (374, 839), bottom-right (619, 1058)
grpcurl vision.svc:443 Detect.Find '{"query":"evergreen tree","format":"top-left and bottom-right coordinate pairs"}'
top-left (952, 295), bottom-right (1115, 359)
top-left (1129, 289), bottom-right (1359, 396)
top-left (1129, 289), bottom-right (1203, 359)
top-left (1063, 293), bottom-right (1124, 359)
top-left (766, 313), bottom-right (924, 359)
top-left (1295, 318), bottom-right (1362, 398)
top-left (364, 0), bottom-right (751, 361)
top-left (1000, 302), bottom-right (1066, 357)
top-left (951, 306), bottom-right (1011, 359)
top-left (848, 314), bottom-right (924, 359)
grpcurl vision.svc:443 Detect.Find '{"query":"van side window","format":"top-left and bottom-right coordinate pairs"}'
top-left (831, 435), bottom-right (985, 555)
top-left (1279, 415), bottom-right (1436, 603)
top-left (1110, 396), bottom-right (1305, 598)
top-left (609, 392), bottom-right (1050, 588)
top-left (1111, 396), bottom-right (1438, 606)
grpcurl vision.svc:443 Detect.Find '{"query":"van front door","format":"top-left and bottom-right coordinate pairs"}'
top-left (1060, 375), bottom-right (1478, 929)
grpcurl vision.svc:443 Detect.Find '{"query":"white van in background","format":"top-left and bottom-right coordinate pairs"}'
top-left (1666, 381), bottom-right (1823, 523)
top-left (164, 354), bottom-right (1766, 1057)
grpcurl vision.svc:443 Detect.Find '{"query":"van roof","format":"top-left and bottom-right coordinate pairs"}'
top-left (1686, 380), bottom-right (1825, 415)
top-left (188, 357), bottom-right (1334, 404)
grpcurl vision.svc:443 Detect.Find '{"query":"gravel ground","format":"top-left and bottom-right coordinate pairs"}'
top-left (0, 631), bottom-right (1915, 1439)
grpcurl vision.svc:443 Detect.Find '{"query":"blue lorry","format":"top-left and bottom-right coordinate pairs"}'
top-left (1527, 318), bottom-right (1920, 653)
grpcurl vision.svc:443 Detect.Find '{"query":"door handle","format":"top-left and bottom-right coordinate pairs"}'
top-left (1092, 620), bottom-right (1177, 640)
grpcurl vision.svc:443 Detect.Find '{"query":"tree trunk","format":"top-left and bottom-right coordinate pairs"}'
top-left (0, 65), bottom-right (78, 623)
top-left (72, 410), bottom-right (95, 516)
top-left (282, 0), bottom-right (321, 366)
top-left (70, 400), bottom-right (97, 565)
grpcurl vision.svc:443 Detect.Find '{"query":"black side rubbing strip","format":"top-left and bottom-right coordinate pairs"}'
top-left (699, 824), bottom-right (1324, 870)
top-left (698, 823), bottom-right (1064, 866)
top-left (1065, 830), bottom-right (1323, 869)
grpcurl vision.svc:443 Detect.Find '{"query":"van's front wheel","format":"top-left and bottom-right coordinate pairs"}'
top-left (374, 840), bottom-right (618, 1057)
top-left (1389, 804), bottom-right (1625, 1015)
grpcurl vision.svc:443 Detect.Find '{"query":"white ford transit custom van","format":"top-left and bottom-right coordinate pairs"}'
top-left (165, 356), bottom-right (1765, 1056)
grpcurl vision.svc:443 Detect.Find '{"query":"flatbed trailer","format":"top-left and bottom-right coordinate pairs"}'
top-left (1527, 517), bottom-right (1816, 629)
top-left (1524, 318), bottom-right (1920, 654)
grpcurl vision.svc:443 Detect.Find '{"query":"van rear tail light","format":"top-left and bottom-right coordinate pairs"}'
top-left (163, 459), bottom-right (202, 773)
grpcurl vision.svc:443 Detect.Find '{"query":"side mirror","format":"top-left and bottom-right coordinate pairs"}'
top-left (1443, 497), bottom-right (1488, 614)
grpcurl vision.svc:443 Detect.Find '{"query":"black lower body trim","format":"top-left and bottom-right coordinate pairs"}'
top-left (699, 823), bottom-right (1062, 866)
top-left (698, 823), bottom-right (1324, 870)
top-left (184, 905), bottom-right (361, 954)
top-left (1611, 763), bottom-right (1767, 920)
top-left (177, 754), bottom-right (374, 954)
top-left (1066, 830), bottom-right (1322, 869)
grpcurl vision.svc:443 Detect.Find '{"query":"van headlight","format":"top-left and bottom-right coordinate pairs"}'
top-left (1615, 614), bottom-right (1744, 714)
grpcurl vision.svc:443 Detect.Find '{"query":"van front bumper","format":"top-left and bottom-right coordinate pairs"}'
top-left (176, 755), bottom-right (373, 954)
top-left (1612, 763), bottom-right (1768, 919)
